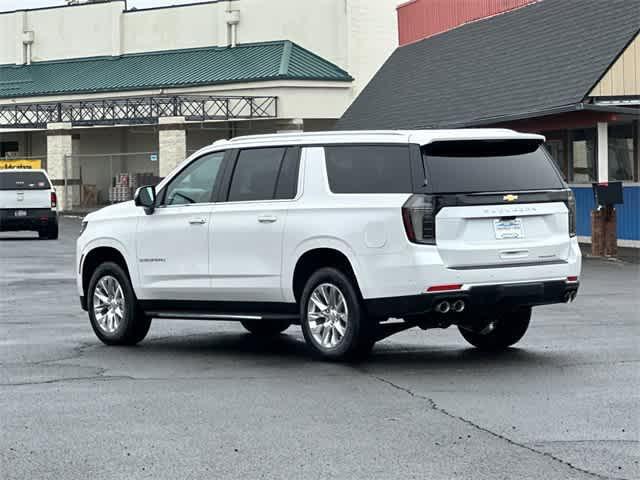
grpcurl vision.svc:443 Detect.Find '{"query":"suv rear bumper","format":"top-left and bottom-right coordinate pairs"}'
top-left (0, 209), bottom-right (57, 232)
top-left (365, 280), bottom-right (580, 318)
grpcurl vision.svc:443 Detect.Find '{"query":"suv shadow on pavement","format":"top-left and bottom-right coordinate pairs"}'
top-left (94, 329), bottom-right (561, 372)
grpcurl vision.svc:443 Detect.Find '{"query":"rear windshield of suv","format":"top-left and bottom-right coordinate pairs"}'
top-left (421, 140), bottom-right (564, 194)
top-left (0, 171), bottom-right (51, 190)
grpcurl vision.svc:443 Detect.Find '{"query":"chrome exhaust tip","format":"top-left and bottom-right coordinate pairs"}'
top-left (435, 301), bottom-right (451, 314)
top-left (564, 292), bottom-right (572, 303)
top-left (452, 300), bottom-right (465, 313)
top-left (570, 291), bottom-right (577, 302)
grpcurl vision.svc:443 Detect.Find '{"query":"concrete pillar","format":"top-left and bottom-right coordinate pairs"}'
top-left (46, 122), bottom-right (78, 211)
top-left (597, 122), bottom-right (608, 183)
top-left (276, 118), bottom-right (304, 134)
top-left (158, 117), bottom-right (186, 178)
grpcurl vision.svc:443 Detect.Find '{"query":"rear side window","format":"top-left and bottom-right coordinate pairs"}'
top-left (228, 147), bottom-right (299, 202)
top-left (324, 145), bottom-right (412, 194)
top-left (422, 140), bottom-right (565, 193)
top-left (0, 171), bottom-right (50, 190)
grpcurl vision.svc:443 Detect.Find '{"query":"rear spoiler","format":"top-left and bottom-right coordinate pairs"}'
top-left (409, 130), bottom-right (546, 146)
top-left (423, 139), bottom-right (544, 157)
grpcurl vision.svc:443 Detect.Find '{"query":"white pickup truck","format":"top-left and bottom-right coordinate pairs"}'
top-left (0, 169), bottom-right (59, 239)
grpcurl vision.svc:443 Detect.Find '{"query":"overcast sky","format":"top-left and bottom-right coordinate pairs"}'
top-left (0, 0), bottom-right (216, 12)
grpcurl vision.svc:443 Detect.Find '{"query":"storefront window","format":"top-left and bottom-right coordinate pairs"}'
top-left (608, 123), bottom-right (635, 181)
top-left (545, 133), bottom-right (567, 179)
top-left (571, 128), bottom-right (596, 183)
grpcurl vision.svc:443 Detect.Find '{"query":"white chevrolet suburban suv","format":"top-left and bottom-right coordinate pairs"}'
top-left (77, 129), bottom-right (581, 360)
top-left (0, 168), bottom-right (59, 239)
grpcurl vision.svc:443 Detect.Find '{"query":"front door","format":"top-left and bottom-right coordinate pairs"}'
top-left (136, 151), bottom-right (226, 300)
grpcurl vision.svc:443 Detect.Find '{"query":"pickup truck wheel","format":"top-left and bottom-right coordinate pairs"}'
top-left (241, 320), bottom-right (291, 336)
top-left (87, 262), bottom-right (151, 346)
top-left (458, 307), bottom-right (531, 351)
top-left (300, 267), bottom-right (374, 361)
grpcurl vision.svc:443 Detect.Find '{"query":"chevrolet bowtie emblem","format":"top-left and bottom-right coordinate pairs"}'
top-left (503, 194), bottom-right (518, 202)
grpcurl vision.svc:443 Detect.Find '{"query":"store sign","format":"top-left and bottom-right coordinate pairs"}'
top-left (0, 159), bottom-right (42, 170)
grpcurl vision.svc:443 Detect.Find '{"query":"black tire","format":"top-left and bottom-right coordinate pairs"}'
top-left (241, 320), bottom-right (291, 336)
top-left (300, 267), bottom-right (375, 361)
top-left (458, 307), bottom-right (531, 351)
top-left (38, 223), bottom-right (58, 240)
top-left (87, 261), bottom-right (151, 346)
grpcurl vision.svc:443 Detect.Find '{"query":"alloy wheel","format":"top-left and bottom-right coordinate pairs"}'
top-left (93, 275), bottom-right (125, 334)
top-left (307, 283), bottom-right (349, 349)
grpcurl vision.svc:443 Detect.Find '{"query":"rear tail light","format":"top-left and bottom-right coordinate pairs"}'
top-left (567, 276), bottom-right (578, 282)
top-left (565, 190), bottom-right (576, 237)
top-left (51, 191), bottom-right (57, 209)
top-left (402, 194), bottom-right (436, 244)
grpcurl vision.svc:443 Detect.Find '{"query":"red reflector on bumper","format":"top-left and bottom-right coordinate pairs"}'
top-left (427, 284), bottom-right (463, 292)
top-left (567, 276), bottom-right (578, 282)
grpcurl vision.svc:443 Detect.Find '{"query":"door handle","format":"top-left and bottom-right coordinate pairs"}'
top-left (188, 218), bottom-right (207, 225)
top-left (258, 215), bottom-right (277, 224)
top-left (500, 250), bottom-right (529, 259)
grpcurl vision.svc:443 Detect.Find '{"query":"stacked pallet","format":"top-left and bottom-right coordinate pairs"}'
top-left (109, 173), bottom-right (133, 203)
top-left (109, 172), bottom-right (161, 204)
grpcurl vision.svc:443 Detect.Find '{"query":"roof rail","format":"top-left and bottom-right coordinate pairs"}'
top-left (225, 130), bottom-right (407, 143)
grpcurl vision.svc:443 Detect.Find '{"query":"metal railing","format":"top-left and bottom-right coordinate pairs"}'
top-left (0, 95), bottom-right (278, 129)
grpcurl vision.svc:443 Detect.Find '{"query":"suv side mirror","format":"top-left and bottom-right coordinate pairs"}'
top-left (134, 185), bottom-right (156, 214)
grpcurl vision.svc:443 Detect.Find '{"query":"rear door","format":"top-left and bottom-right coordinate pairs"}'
top-left (0, 170), bottom-right (52, 210)
top-left (209, 146), bottom-right (300, 302)
top-left (421, 140), bottom-right (572, 269)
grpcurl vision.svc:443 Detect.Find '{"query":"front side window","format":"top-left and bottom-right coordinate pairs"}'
top-left (163, 152), bottom-right (224, 205)
top-left (228, 147), bottom-right (287, 202)
top-left (324, 145), bottom-right (412, 194)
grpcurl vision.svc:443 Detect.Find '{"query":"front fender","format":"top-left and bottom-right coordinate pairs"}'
top-left (78, 236), bottom-right (139, 295)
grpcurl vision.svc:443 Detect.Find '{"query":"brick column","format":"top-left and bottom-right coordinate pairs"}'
top-left (158, 117), bottom-right (186, 178)
top-left (591, 207), bottom-right (617, 257)
top-left (46, 122), bottom-right (78, 211)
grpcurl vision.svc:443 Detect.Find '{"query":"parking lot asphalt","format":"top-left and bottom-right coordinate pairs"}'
top-left (1, 216), bottom-right (639, 480)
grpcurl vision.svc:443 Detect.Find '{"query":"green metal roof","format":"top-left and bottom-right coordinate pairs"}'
top-left (0, 41), bottom-right (352, 99)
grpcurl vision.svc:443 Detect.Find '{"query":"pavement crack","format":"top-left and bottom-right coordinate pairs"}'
top-left (0, 375), bottom-right (136, 387)
top-left (30, 342), bottom-right (99, 366)
top-left (370, 374), bottom-right (621, 480)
